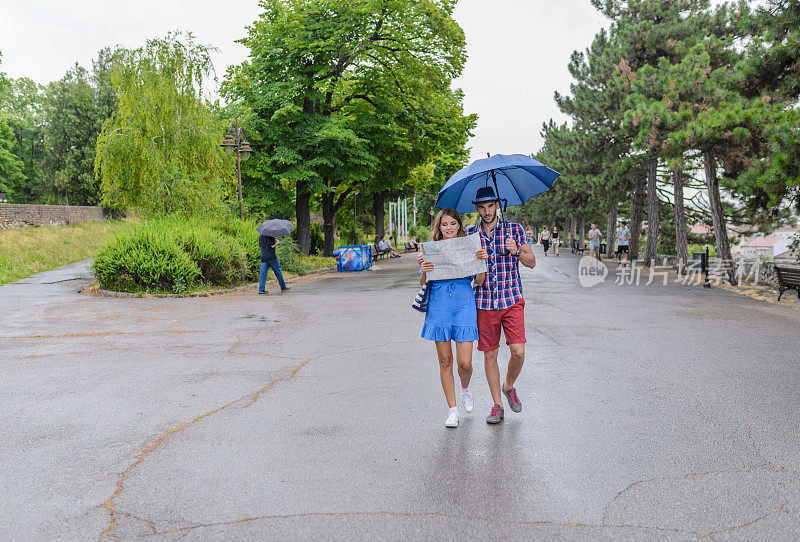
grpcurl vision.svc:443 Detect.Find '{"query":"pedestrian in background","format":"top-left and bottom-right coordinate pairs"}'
top-left (540, 225), bottom-right (551, 256)
top-left (588, 222), bottom-right (603, 262)
top-left (259, 235), bottom-right (290, 294)
top-left (552, 225), bottom-right (560, 257)
top-left (616, 221), bottom-right (631, 265)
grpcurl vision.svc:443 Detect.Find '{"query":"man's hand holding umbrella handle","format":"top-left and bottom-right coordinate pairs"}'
top-left (272, 239), bottom-right (280, 248)
top-left (505, 236), bottom-right (518, 255)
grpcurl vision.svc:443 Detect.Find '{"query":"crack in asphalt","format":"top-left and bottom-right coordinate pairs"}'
top-left (0, 330), bottom-right (205, 340)
top-left (124, 508), bottom-right (783, 540)
top-left (97, 339), bottom-right (418, 540)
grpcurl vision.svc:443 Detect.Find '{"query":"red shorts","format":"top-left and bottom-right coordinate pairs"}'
top-left (476, 299), bottom-right (526, 352)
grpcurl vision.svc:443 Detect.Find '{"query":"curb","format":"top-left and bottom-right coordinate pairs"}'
top-left (85, 266), bottom-right (337, 299)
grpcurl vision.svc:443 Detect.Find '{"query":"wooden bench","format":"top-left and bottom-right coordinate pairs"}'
top-left (775, 264), bottom-right (800, 301)
top-left (371, 245), bottom-right (388, 261)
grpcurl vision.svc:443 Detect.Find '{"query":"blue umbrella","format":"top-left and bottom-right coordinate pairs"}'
top-left (435, 153), bottom-right (560, 214)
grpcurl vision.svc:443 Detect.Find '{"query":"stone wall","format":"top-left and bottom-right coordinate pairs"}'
top-left (0, 203), bottom-right (106, 230)
top-left (642, 254), bottom-right (787, 286)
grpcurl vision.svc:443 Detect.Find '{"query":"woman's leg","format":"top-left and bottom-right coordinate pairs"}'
top-left (454, 341), bottom-right (474, 389)
top-left (435, 341), bottom-right (456, 407)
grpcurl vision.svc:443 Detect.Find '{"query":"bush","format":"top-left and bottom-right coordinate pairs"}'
top-left (92, 224), bottom-right (201, 292)
top-left (93, 217), bottom-right (260, 292)
top-left (171, 220), bottom-right (249, 286)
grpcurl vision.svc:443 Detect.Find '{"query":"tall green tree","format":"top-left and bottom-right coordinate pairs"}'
top-left (0, 53), bottom-right (25, 201)
top-left (96, 34), bottom-right (233, 217)
top-left (1, 76), bottom-right (45, 202)
top-left (224, 0), bottom-right (470, 255)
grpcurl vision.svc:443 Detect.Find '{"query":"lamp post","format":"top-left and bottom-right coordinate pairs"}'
top-left (220, 120), bottom-right (253, 220)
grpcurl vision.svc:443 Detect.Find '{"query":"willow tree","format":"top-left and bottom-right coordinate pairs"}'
top-left (95, 33), bottom-right (233, 217)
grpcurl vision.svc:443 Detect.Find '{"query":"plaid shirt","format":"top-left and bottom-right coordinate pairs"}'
top-left (466, 220), bottom-right (528, 310)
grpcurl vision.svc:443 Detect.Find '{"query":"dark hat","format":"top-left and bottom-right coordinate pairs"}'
top-left (472, 186), bottom-right (499, 205)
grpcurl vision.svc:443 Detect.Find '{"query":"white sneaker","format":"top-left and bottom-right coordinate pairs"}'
top-left (461, 391), bottom-right (474, 413)
top-left (445, 409), bottom-right (459, 427)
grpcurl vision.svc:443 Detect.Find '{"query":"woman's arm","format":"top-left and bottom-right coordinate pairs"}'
top-left (474, 272), bottom-right (486, 286)
top-left (417, 253), bottom-right (433, 286)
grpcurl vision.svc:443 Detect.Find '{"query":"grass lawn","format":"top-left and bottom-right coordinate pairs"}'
top-left (0, 220), bottom-right (135, 285)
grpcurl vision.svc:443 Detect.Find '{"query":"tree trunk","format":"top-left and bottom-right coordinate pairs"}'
top-left (606, 205), bottom-right (617, 259)
top-left (673, 167), bottom-right (689, 274)
top-left (644, 158), bottom-right (660, 267)
top-left (295, 181), bottom-right (311, 255)
top-left (578, 216), bottom-right (586, 250)
top-left (373, 191), bottom-right (386, 244)
top-left (321, 191), bottom-right (336, 257)
top-left (629, 174), bottom-right (647, 260)
top-left (703, 149), bottom-right (736, 284)
top-left (570, 217), bottom-right (577, 248)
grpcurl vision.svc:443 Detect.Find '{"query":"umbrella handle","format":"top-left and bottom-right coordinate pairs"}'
top-left (496, 198), bottom-right (511, 256)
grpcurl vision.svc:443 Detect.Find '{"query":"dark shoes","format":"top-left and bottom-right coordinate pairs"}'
top-left (258, 290), bottom-right (268, 295)
top-left (503, 386), bottom-right (522, 413)
top-left (281, 286), bottom-right (291, 292)
top-left (486, 404), bottom-right (504, 424)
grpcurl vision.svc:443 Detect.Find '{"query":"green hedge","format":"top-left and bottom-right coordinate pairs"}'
top-left (92, 217), bottom-right (335, 293)
top-left (93, 218), bottom-right (259, 292)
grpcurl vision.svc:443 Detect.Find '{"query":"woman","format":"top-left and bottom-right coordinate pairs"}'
top-left (417, 209), bottom-right (487, 428)
top-left (541, 225), bottom-right (551, 256)
top-left (552, 226), bottom-right (560, 257)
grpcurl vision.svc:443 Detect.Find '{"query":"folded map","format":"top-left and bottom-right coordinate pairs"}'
top-left (421, 233), bottom-right (487, 281)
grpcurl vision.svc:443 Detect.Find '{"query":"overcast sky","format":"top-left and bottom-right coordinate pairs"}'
top-left (0, 0), bottom-right (608, 160)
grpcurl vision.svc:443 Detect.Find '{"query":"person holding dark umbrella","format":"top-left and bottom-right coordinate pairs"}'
top-left (257, 219), bottom-right (293, 295)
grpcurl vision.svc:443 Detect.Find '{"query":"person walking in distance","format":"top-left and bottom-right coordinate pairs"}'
top-left (258, 234), bottom-right (290, 294)
top-left (466, 187), bottom-right (536, 424)
top-left (616, 221), bottom-right (631, 265)
top-left (587, 222), bottom-right (603, 262)
top-left (552, 225), bottom-right (560, 257)
top-left (540, 225), bottom-right (551, 256)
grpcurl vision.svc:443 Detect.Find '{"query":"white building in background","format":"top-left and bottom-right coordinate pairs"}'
top-left (741, 236), bottom-right (791, 259)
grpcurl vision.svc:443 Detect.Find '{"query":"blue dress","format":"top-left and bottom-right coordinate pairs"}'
top-left (421, 277), bottom-right (479, 342)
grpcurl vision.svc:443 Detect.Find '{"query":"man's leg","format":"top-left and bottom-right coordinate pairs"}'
top-left (477, 308), bottom-right (503, 407)
top-left (484, 348), bottom-right (503, 407)
top-left (258, 261), bottom-right (268, 292)
top-left (268, 259), bottom-right (288, 290)
top-left (504, 343), bottom-right (525, 391)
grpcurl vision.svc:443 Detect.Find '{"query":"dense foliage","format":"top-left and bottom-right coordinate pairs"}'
top-left (222, 0), bottom-right (475, 255)
top-left (95, 34), bottom-right (233, 217)
top-left (511, 0), bottom-right (800, 272)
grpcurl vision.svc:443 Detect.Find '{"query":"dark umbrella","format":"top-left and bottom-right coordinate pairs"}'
top-left (256, 219), bottom-right (294, 237)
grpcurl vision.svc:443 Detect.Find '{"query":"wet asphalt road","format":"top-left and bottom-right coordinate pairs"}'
top-left (1, 249), bottom-right (799, 541)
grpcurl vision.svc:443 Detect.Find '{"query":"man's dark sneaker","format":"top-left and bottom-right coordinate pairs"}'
top-left (258, 290), bottom-right (268, 295)
top-left (281, 286), bottom-right (291, 292)
top-left (486, 404), bottom-right (504, 424)
top-left (503, 386), bottom-right (522, 413)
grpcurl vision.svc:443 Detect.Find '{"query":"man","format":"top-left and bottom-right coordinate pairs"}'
top-left (466, 186), bottom-right (536, 424)
top-left (258, 234), bottom-right (290, 294)
top-left (377, 235), bottom-right (392, 257)
top-left (616, 221), bottom-right (631, 265)
top-left (587, 222), bottom-right (603, 262)
top-left (387, 236), bottom-right (400, 258)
